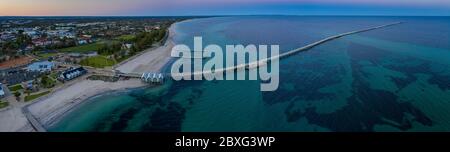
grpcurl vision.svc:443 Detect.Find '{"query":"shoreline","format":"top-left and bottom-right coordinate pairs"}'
top-left (27, 79), bottom-right (148, 128)
top-left (44, 83), bottom-right (150, 128)
top-left (22, 23), bottom-right (179, 131)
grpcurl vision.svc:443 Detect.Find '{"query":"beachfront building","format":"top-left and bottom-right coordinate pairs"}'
top-left (24, 80), bottom-right (33, 90)
top-left (60, 67), bottom-right (87, 81)
top-left (26, 61), bottom-right (55, 72)
top-left (141, 73), bottom-right (164, 84)
top-left (0, 67), bottom-right (42, 86)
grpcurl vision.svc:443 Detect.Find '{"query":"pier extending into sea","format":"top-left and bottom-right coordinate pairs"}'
top-left (122, 22), bottom-right (403, 81)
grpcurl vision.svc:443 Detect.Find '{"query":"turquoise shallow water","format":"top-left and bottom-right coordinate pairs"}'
top-left (49, 16), bottom-right (450, 132)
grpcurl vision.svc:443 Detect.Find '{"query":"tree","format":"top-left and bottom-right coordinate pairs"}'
top-left (41, 33), bottom-right (48, 39)
top-left (15, 33), bottom-right (32, 47)
top-left (155, 29), bottom-right (166, 42)
top-left (41, 75), bottom-right (49, 86)
top-left (14, 92), bottom-right (21, 97)
top-left (97, 42), bottom-right (122, 55)
top-left (14, 92), bottom-right (21, 101)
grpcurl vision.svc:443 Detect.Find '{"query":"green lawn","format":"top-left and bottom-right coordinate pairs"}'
top-left (60, 43), bottom-right (103, 53)
top-left (49, 72), bottom-right (59, 80)
top-left (116, 35), bottom-right (136, 41)
top-left (25, 91), bottom-right (51, 102)
top-left (41, 76), bottom-right (56, 89)
top-left (79, 56), bottom-right (116, 68)
top-left (0, 101), bottom-right (9, 109)
top-left (8, 84), bottom-right (23, 92)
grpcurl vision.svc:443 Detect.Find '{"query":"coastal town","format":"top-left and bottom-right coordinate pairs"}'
top-left (0, 17), bottom-right (185, 131)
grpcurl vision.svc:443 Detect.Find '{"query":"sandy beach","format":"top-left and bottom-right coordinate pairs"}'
top-left (0, 103), bottom-right (33, 132)
top-left (115, 25), bottom-right (176, 74)
top-left (0, 24), bottom-right (177, 132)
top-left (28, 79), bottom-right (146, 127)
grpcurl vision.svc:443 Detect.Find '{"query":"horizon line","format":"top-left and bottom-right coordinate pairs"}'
top-left (1, 14), bottom-right (450, 18)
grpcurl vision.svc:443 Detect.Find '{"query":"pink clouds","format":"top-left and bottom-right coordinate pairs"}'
top-left (0, 0), bottom-right (449, 16)
top-left (158, 0), bottom-right (450, 7)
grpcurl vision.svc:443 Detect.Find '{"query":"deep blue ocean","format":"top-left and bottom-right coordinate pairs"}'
top-left (49, 16), bottom-right (450, 132)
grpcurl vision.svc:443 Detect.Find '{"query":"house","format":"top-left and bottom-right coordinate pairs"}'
top-left (81, 35), bottom-right (92, 38)
top-left (24, 30), bottom-right (38, 37)
top-left (32, 38), bottom-right (52, 47)
top-left (122, 43), bottom-right (133, 50)
top-left (144, 26), bottom-right (152, 32)
top-left (60, 67), bottom-right (87, 81)
top-left (68, 53), bottom-right (82, 58)
top-left (77, 35), bottom-right (91, 45)
top-left (24, 80), bottom-right (33, 90)
top-left (0, 33), bottom-right (15, 41)
top-left (145, 25), bottom-right (161, 32)
top-left (141, 73), bottom-right (164, 84)
top-left (153, 25), bottom-right (161, 30)
top-left (84, 51), bottom-right (98, 57)
top-left (46, 30), bottom-right (76, 39)
top-left (42, 50), bottom-right (57, 54)
top-left (60, 32), bottom-right (76, 39)
top-left (78, 39), bottom-right (88, 45)
top-left (26, 61), bottom-right (55, 72)
top-left (25, 45), bottom-right (34, 51)
top-left (0, 67), bottom-right (42, 85)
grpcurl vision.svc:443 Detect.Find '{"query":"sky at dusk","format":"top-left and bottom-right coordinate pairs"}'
top-left (1, 0), bottom-right (449, 16)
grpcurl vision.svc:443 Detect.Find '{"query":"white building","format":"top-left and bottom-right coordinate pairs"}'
top-left (26, 61), bottom-right (55, 72)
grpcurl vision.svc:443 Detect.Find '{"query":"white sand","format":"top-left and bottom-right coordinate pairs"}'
top-left (27, 79), bottom-right (146, 126)
top-left (0, 106), bottom-right (33, 132)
